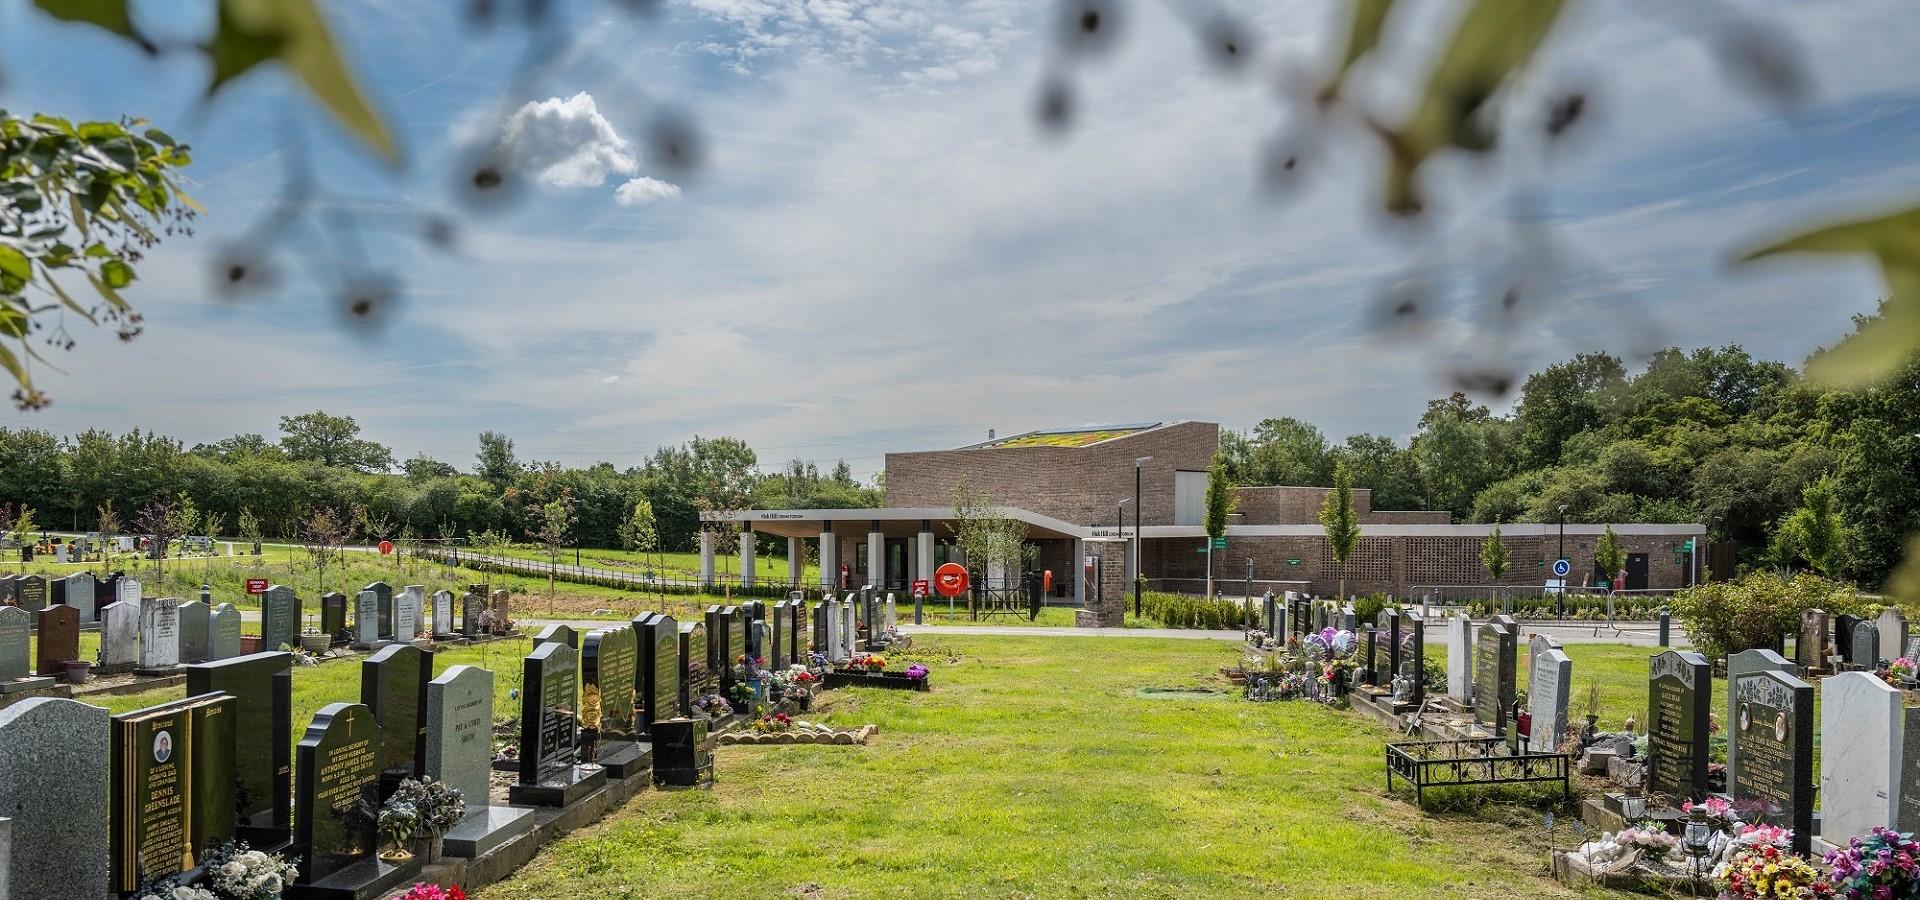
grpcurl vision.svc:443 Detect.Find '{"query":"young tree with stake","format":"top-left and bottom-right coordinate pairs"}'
top-left (1319, 461), bottom-right (1362, 601)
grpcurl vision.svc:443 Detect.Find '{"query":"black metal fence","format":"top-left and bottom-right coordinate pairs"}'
top-left (1384, 737), bottom-right (1571, 806)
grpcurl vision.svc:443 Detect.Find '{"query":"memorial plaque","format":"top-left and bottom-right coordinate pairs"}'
top-left (294, 703), bottom-right (384, 882)
top-left (13, 575), bottom-right (45, 612)
top-left (186, 651), bottom-right (294, 844)
top-left (640, 614), bottom-right (681, 733)
top-left (1649, 650), bottom-right (1712, 802)
top-left (1731, 668), bottom-right (1813, 855)
top-left (361, 644), bottom-right (432, 787)
top-left (320, 591), bottom-right (348, 645)
top-left (1472, 623), bottom-right (1516, 734)
top-left (210, 603), bottom-right (242, 661)
top-left (34, 603), bottom-right (79, 676)
top-left (259, 585), bottom-right (299, 653)
top-left (583, 626), bottom-right (637, 739)
top-left (109, 693), bottom-right (237, 893)
top-left (177, 599), bottom-right (211, 663)
top-left (0, 698), bottom-right (110, 899)
top-left (364, 582), bottom-right (395, 640)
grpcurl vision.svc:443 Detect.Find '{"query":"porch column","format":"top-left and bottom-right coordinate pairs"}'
top-left (699, 530), bottom-right (716, 587)
top-left (917, 523), bottom-right (934, 583)
top-left (818, 526), bottom-right (837, 592)
top-left (867, 521), bottom-right (884, 589)
top-left (1072, 538), bottom-right (1086, 606)
top-left (787, 536), bottom-right (803, 586)
top-left (739, 526), bottom-right (756, 588)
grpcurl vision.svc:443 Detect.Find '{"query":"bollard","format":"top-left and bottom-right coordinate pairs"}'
top-left (914, 594), bottom-right (923, 625)
top-left (1658, 607), bottom-right (1670, 647)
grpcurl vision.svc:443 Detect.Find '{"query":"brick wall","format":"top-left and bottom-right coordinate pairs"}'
top-left (884, 421), bottom-right (1219, 526)
top-left (1076, 539), bottom-right (1129, 627)
top-left (1233, 486), bottom-right (1369, 524)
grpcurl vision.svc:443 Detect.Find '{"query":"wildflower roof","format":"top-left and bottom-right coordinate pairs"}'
top-left (968, 422), bottom-right (1159, 450)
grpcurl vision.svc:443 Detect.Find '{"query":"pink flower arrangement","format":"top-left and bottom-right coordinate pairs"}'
top-left (1682, 796), bottom-right (1734, 820)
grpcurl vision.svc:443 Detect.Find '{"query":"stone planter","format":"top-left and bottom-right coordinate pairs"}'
top-left (299, 633), bottom-right (331, 653)
top-left (62, 660), bottom-right (91, 684)
top-left (239, 635), bottom-right (262, 654)
top-left (411, 835), bottom-right (444, 863)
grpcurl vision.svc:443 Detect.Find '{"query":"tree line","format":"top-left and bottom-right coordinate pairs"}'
top-left (0, 411), bottom-right (882, 553)
top-left (1219, 301), bottom-right (1916, 588)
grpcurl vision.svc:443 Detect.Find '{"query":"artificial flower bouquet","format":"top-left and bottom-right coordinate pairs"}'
top-left (1888, 656), bottom-right (1917, 684)
top-left (905, 663), bottom-right (929, 680)
top-left (750, 712), bottom-right (795, 733)
top-left (402, 884), bottom-right (469, 900)
top-left (201, 840), bottom-right (300, 900)
top-left (1824, 827), bottom-right (1920, 900)
top-left (1721, 837), bottom-right (1831, 899)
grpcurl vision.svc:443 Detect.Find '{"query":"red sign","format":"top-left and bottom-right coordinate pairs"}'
top-left (911, 579), bottom-right (930, 598)
top-left (245, 578), bottom-right (268, 595)
top-left (1043, 569), bottom-right (1053, 594)
top-left (934, 563), bottom-right (969, 598)
top-left (378, 540), bottom-right (394, 556)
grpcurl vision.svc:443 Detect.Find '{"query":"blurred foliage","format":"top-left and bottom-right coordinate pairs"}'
top-left (1740, 206), bottom-right (1920, 386)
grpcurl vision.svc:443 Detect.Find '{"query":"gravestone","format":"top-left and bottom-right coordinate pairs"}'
top-left (0, 575), bottom-right (14, 605)
top-left (534, 623), bottom-right (578, 650)
top-left (837, 601), bottom-right (856, 662)
top-left (99, 599), bottom-right (140, 671)
top-left (33, 603), bottom-right (79, 676)
top-left (116, 575), bottom-right (142, 608)
top-left (361, 643), bottom-right (432, 793)
top-left (210, 602), bottom-right (242, 660)
top-left (1821, 671), bottom-right (1903, 845)
top-left (1384, 609), bottom-right (1402, 681)
top-left (511, 641), bottom-right (608, 806)
top-left (1835, 614), bottom-right (1859, 663)
top-left (1882, 608), bottom-right (1910, 665)
top-left (396, 585), bottom-right (424, 641)
top-left (1726, 649), bottom-right (1795, 796)
top-left (1527, 647), bottom-right (1573, 753)
top-left (1446, 614), bottom-right (1473, 705)
top-left (1731, 667), bottom-right (1814, 856)
top-left (1362, 627), bottom-right (1378, 685)
top-left (489, 589), bottom-right (510, 633)
top-left (365, 581), bottom-right (395, 640)
top-left (790, 600), bottom-right (806, 666)
top-left (1473, 623), bottom-right (1516, 735)
top-left (13, 575), bottom-right (45, 612)
top-left (432, 590), bottom-right (455, 638)
top-left (1852, 619), bottom-right (1881, 669)
top-left (884, 595), bottom-right (897, 634)
top-left (461, 590), bottom-right (484, 637)
top-left (1530, 633), bottom-right (1563, 675)
top-left (320, 591), bottom-right (348, 646)
top-left (1797, 608), bottom-right (1828, 670)
top-left (1402, 611), bottom-right (1425, 704)
top-left (0, 698), bottom-right (110, 899)
top-left (770, 602), bottom-right (791, 669)
top-left (185, 651), bottom-right (293, 846)
top-left (137, 596), bottom-right (181, 674)
top-left (680, 620), bottom-right (712, 707)
top-left (258, 584), bottom-right (299, 652)
top-left (428, 665), bottom-right (535, 858)
top-left (177, 598), bottom-right (211, 663)
top-left (0, 607), bottom-right (46, 691)
top-left (61, 571), bottom-right (98, 623)
top-left (109, 692), bottom-right (237, 893)
top-left (353, 590), bottom-right (382, 649)
top-left (293, 703), bottom-right (417, 896)
top-left (583, 626), bottom-right (638, 739)
top-left (1648, 650), bottom-right (1712, 803)
top-left (711, 608), bottom-right (734, 690)
top-left (819, 599), bottom-right (842, 663)
top-left (640, 614), bottom-right (681, 734)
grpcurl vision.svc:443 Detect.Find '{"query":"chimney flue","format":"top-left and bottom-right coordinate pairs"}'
top-left (988, 428), bottom-right (996, 440)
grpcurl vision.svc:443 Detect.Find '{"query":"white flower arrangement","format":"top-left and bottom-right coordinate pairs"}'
top-left (201, 840), bottom-right (299, 900)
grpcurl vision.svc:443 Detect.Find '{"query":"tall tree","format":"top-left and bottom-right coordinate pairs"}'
top-left (1513, 352), bottom-right (1627, 467)
top-left (1772, 476), bottom-right (1846, 577)
top-left (1594, 524), bottom-right (1625, 588)
top-left (1203, 451), bottom-right (1235, 596)
top-left (402, 454), bottom-right (458, 481)
top-left (1319, 461), bottom-right (1362, 600)
top-left (475, 431), bottom-right (520, 488)
top-left (278, 411), bottom-right (393, 472)
top-left (1480, 520), bottom-right (1509, 603)
top-left (298, 507), bottom-right (350, 594)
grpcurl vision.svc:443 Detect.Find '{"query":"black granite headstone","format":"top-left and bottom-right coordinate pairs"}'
top-left (360, 643), bottom-right (431, 796)
top-left (1649, 650), bottom-right (1712, 802)
top-left (186, 651), bottom-right (294, 847)
top-left (511, 641), bottom-right (607, 806)
top-left (1730, 668), bottom-right (1813, 856)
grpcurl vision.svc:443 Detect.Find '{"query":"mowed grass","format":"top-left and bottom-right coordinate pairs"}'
top-left (476, 634), bottom-right (1628, 900)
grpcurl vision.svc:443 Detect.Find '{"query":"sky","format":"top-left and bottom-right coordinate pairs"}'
top-left (1, 0), bottom-right (1915, 480)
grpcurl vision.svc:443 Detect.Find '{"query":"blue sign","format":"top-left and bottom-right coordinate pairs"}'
top-left (1552, 558), bottom-right (1572, 577)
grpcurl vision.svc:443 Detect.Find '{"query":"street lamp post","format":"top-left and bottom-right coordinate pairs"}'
top-left (1556, 504), bottom-right (1569, 619)
top-left (1134, 456), bottom-right (1152, 618)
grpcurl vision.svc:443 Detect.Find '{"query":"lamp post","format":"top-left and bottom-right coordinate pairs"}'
top-left (1556, 504), bottom-right (1569, 619)
top-left (1133, 456), bottom-right (1152, 617)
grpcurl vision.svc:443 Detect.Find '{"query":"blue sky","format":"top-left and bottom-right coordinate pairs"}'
top-left (2, 0), bottom-right (1915, 479)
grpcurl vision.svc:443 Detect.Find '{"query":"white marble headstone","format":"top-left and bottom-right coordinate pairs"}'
top-left (1527, 648), bottom-right (1572, 753)
top-left (137, 597), bottom-right (180, 670)
top-left (1446, 614), bottom-right (1474, 705)
top-left (354, 590), bottom-right (381, 646)
top-left (396, 585), bottom-right (424, 640)
top-left (839, 601), bottom-right (857, 659)
top-left (1821, 671), bottom-right (1904, 844)
top-left (99, 601), bottom-right (138, 667)
top-left (115, 577), bottom-right (140, 607)
top-left (433, 590), bottom-right (455, 636)
top-left (1880, 608), bottom-right (1910, 664)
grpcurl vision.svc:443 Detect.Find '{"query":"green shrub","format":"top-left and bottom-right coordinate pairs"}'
top-left (1668, 570), bottom-right (1867, 660)
top-left (1138, 591), bottom-right (1244, 630)
top-left (1351, 593), bottom-right (1389, 627)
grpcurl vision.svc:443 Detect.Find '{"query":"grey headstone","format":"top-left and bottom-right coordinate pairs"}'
top-left (396, 585), bottom-right (424, 641)
top-left (0, 698), bottom-right (110, 899)
top-left (177, 599), bottom-right (211, 663)
top-left (427, 665), bottom-right (493, 807)
top-left (1821, 671), bottom-right (1904, 844)
top-left (1726, 648), bottom-right (1794, 790)
top-left (63, 572), bottom-right (98, 623)
top-left (354, 590), bottom-right (381, 647)
top-left (99, 600), bottom-right (139, 668)
top-left (0, 608), bottom-right (26, 681)
top-left (209, 603), bottom-right (242, 661)
top-left (432, 590), bottom-right (455, 637)
top-left (1852, 620), bottom-right (1881, 669)
top-left (138, 597), bottom-right (181, 671)
top-left (258, 585), bottom-right (299, 652)
top-left (1880, 608), bottom-right (1910, 665)
top-left (115, 577), bottom-right (141, 607)
top-left (1446, 613), bottom-right (1474, 705)
top-left (1527, 648), bottom-right (1572, 753)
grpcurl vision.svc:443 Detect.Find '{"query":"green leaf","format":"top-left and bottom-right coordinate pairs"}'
top-left (99, 258), bottom-right (134, 289)
top-left (0, 339), bottom-right (28, 390)
top-left (1739, 205), bottom-right (1920, 385)
top-left (209, 0), bottom-right (398, 162)
top-left (32, 0), bottom-right (147, 49)
top-left (0, 245), bottom-right (30, 283)
top-left (83, 242), bottom-right (111, 259)
top-left (1321, 0), bottom-right (1395, 102)
top-left (86, 272), bottom-right (130, 312)
top-left (1381, 0), bottom-right (1569, 214)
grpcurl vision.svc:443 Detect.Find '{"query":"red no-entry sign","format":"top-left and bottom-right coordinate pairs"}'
top-left (378, 540), bottom-right (394, 555)
top-left (934, 563), bottom-right (969, 598)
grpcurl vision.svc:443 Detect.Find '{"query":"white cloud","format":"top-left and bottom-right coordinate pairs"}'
top-left (614, 176), bottom-right (682, 206)
top-left (496, 92), bottom-right (639, 189)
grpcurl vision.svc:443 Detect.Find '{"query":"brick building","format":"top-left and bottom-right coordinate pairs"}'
top-left (700, 421), bottom-right (1706, 602)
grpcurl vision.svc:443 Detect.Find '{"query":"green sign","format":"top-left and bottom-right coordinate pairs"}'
top-left (1212, 537), bottom-right (1227, 550)
top-left (1285, 559), bottom-right (1302, 567)
top-left (1678, 538), bottom-right (1694, 552)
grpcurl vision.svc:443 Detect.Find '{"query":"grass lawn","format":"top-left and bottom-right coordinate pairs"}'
top-left (475, 634), bottom-right (1631, 899)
